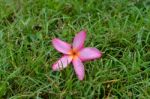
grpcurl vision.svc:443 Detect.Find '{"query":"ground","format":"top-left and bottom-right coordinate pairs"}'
top-left (0, 0), bottom-right (150, 98)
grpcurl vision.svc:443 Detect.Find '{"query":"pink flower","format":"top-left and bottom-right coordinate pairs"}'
top-left (52, 30), bottom-right (102, 80)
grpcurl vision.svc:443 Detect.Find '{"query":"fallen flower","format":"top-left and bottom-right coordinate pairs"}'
top-left (52, 30), bottom-right (102, 80)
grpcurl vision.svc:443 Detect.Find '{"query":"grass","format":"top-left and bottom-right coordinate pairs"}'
top-left (0, 0), bottom-right (150, 98)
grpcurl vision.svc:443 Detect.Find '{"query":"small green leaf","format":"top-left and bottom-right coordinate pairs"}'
top-left (0, 81), bottom-right (7, 97)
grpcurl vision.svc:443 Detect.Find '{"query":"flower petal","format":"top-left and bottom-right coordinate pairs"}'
top-left (52, 38), bottom-right (71, 54)
top-left (52, 55), bottom-right (72, 71)
top-left (72, 57), bottom-right (85, 80)
top-left (73, 31), bottom-right (86, 50)
top-left (79, 47), bottom-right (102, 61)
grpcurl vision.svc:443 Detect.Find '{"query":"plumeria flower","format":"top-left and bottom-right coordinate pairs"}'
top-left (52, 30), bottom-right (102, 80)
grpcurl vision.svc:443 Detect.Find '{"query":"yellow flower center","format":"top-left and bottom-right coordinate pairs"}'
top-left (69, 49), bottom-right (80, 60)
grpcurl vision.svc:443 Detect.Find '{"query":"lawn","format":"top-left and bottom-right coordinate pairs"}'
top-left (0, 0), bottom-right (150, 98)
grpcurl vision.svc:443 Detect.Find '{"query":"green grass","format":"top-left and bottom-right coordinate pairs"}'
top-left (0, 0), bottom-right (150, 98)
